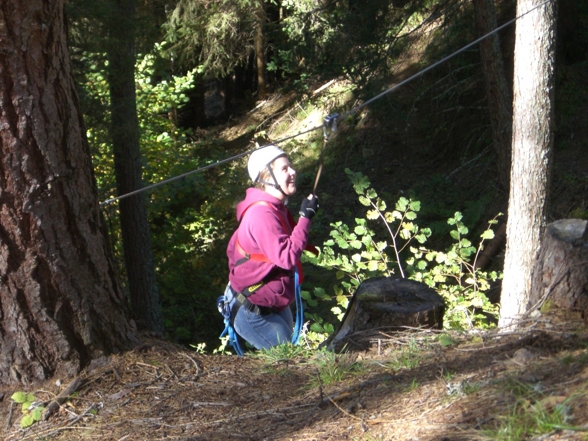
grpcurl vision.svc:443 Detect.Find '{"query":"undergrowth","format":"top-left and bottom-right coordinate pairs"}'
top-left (303, 168), bottom-right (502, 344)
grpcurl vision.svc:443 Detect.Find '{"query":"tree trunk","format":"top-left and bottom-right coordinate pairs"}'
top-left (326, 277), bottom-right (445, 352)
top-left (499, 0), bottom-right (557, 328)
top-left (0, 0), bottom-right (138, 385)
top-left (107, 0), bottom-right (163, 336)
top-left (529, 219), bottom-right (588, 316)
top-left (473, 0), bottom-right (513, 191)
top-left (255, 0), bottom-right (268, 100)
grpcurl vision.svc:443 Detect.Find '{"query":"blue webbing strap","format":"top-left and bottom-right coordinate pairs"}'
top-left (291, 267), bottom-right (304, 344)
top-left (216, 293), bottom-right (244, 356)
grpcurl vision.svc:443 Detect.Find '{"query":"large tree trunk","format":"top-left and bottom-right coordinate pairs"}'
top-left (473, 0), bottom-right (513, 191)
top-left (499, 0), bottom-right (557, 328)
top-left (107, 0), bottom-right (163, 336)
top-left (255, 0), bottom-right (268, 100)
top-left (529, 219), bottom-right (588, 316)
top-left (0, 0), bottom-right (138, 385)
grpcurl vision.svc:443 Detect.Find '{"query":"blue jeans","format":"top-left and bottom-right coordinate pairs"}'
top-left (234, 305), bottom-right (293, 350)
top-left (226, 284), bottom-right (293, 350)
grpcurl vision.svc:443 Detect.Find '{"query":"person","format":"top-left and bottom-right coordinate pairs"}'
top-left (224, 145), bottom-right (319, 350)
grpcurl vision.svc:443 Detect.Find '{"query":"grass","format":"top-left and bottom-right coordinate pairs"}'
top-left (483, 379), bottom-right (588, 440)
top-left (308, 350), bottom-right (364, 388)
top-left (384, 338), bottom-right (423, 371)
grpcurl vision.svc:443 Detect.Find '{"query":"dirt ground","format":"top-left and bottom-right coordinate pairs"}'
top-left (1, 308), bottom-right (587, 441)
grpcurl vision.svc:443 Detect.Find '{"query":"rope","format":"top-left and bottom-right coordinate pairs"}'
top-left (312, 113), bottom-right (338, 194)
top-left (100, 0), bottom-right (551, 206)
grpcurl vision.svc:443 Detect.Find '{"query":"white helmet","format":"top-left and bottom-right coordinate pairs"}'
top-left (247, 145), bottom-right (286, 182)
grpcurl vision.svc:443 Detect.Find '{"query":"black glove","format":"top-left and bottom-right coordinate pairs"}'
top-left (299, 194), bottom-right (319, 219)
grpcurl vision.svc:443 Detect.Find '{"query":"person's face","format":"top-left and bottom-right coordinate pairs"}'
top-left (270, 156), bottom-right (297, 199)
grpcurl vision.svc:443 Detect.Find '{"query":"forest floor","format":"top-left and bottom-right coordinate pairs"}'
top-left (1, 308), bottom-right (588, 441)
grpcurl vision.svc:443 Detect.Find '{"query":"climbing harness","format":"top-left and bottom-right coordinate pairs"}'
top-left (217, 286), bottom-right (244, 356)
top-left (217, 201), bottom-right (308, 355)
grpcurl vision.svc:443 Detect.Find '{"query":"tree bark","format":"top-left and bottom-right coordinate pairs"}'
top-left (529, 219), bottom-right (588, 316)
top-left (473, 0), bottom-right (513, 191)
top-left (499, 0), bottom-right (557, 328)
top-left (0, 0), bottom-right (138, 385)
top-left (255, 0), bottom-right (268, 100)
top-left (106, 0), bottom-right (163, 336)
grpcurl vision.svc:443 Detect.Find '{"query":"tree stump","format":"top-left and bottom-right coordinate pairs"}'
top-left (325, 277), bottom-right (445, 352)
top-left (530, 219), bottom-right (588, 317)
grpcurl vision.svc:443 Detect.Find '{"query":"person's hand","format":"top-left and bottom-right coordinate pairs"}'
top-left (299, 194), bottom-right (319, 219)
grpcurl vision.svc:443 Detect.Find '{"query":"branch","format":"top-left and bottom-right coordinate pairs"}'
top-left (43, 377), bottom-right (83, 420)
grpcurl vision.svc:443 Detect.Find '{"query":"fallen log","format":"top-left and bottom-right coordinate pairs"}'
top-left (325, 277), bottom-right (445, 352)
top-left (530, 219), bottom-right (588, 318)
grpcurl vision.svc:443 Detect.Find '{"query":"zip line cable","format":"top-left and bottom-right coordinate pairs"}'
top-left (100, 125), bottom-right (320, 205)
top-left (338, 0), bottom-right (551, 121)
top-left (101, 0), bottom-right (551, 206)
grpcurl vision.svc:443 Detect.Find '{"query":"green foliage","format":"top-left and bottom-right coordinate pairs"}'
top-left (11, 391), bottom-right (44, 429)
top-left (406, 212), bottom-right (501, 330)
top-left (304, 170), bottom-right (500, 339)
top-left (78, 44), bottom-right (240, 347)
top-left (164, 0), bottom-right (257, 75)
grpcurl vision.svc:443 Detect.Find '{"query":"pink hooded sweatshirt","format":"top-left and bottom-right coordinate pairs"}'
top-left (227, 188), bottom-right (311, 309)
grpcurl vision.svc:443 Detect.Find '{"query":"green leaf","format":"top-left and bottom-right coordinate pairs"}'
top-left (32, 407), bottom-right (44, 421)
top-left (481, 229), bottom-right (495, 240)
top-left (396, 197), bottom-right (409, 211)
top-left (405, 211), bottom-right (417, 220)
top-left (21, 415), bottom-right (34, 429)
top-left (11, 392), bottom-right (28, 404)
top-left (314, 287), bottom-right (330, 300)
top-left (354, 225), bottom-right (366, 235)
top-left (415, 234), bottom-right (427, 244)
top-left (409, 200), bottom-right (421, 211)
top-left (310, 323), bottom-right (324, 333)
top-left (459, 238), bottom-right (472, 248)
top-left (358, 196), bottom-right (371, 206)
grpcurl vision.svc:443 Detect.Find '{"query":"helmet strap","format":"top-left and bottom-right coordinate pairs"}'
top-left (257, 165), bottom-right (288, 197)
top-left (268, 166), bottom-right (288, 197)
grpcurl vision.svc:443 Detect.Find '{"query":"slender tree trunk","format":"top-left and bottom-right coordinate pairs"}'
top-left (499, 0), bottom-right (557, 328)
top-left (255, 0), bottom-right (268, 100)
top-left (0, 0), bottom-right (138, 385)
top-left (107, 0), bottom-right (163, 335)
top-left (473, 0), bottom-right (513, 191)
